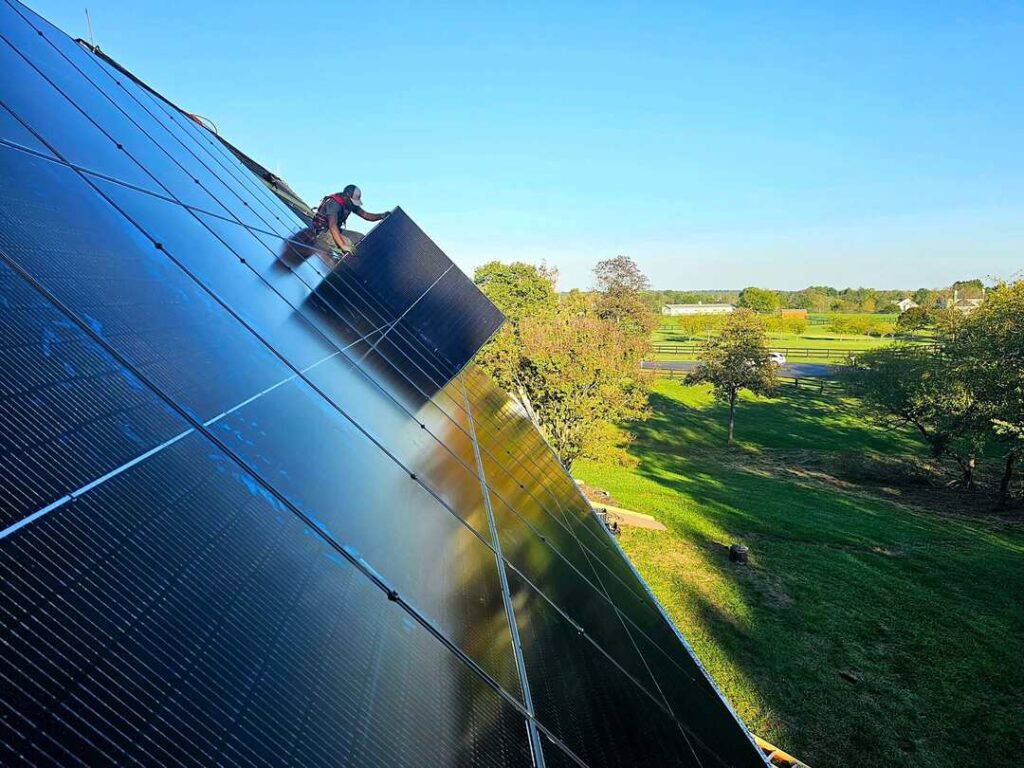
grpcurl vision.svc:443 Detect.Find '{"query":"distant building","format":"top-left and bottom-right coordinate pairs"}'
top-left (896, 298), bottom-right (918, 313)
top-left (779, 308), bottom-right (808, 319)
top-left (662, 303), bottom-right (735, 316)
top-left (937, 290), bottom-right (984, 314)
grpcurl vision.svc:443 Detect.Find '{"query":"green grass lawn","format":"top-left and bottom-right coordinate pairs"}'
top-left (574, 380), bottom-right (1024, 767)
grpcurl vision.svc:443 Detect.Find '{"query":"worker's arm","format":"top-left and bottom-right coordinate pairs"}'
top-left (355, 208), bottom-right (391, 223)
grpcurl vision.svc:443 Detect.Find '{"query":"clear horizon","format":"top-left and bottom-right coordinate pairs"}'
top-left (32, 0), bottom-right (1024, 290)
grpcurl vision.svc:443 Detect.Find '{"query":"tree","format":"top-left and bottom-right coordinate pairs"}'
top-left (953, 281), bottom-right (1024, 505)
top-left (475, 259), bottom-right (651, 470)
top-left (913, 288), bottom-right (943, 309)
top-left (688, 309), bottom-right (777, 443)
top-left (951, 279), bottom-right (985, 300)
top-left (593, 255), bottom-right (657, 337)
top-left (594, 254), bottom-right (650, 295)
top-left (474, 261), bottom-right (557, 399)
top-left (519, 305), bottom-right (649, 469)
top-left (475, 261), bottom-right (557, 320)
top-left (897, 306), bottom-right (933, 332)
top-left (843, 345), bottom-right (984, 487)
top-left (738, 286), bottom-right (781, 313)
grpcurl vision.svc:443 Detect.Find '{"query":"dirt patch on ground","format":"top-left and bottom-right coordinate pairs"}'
top-left (578, 481), bottom-right (620, 507)
top-left (576, 482), bottom-right (667, 530)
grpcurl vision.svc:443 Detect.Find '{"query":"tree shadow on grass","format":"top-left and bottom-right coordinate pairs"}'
top-left (605, 385), bottom-right (1024, 766)
top-left (634, 387), bottom-right (923, 456)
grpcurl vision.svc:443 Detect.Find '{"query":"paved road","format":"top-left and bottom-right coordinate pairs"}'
top-left (642, 360), bottom-right (833, 378)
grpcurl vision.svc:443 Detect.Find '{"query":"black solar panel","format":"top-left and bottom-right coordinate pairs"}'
top-left (0, 1), bottom-right (767, 765)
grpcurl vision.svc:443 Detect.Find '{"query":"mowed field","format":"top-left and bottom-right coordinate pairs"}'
top-left (574, 380), bottom-right (1024, 767)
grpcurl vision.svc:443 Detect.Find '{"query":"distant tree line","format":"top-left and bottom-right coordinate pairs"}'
top-left (643, 279), bottom-right (987, 315)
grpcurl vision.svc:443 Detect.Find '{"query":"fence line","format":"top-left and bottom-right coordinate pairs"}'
top-left (646, 365), bottom-right (843, 392)
top-left (651, 343), bottom-right (869, 360)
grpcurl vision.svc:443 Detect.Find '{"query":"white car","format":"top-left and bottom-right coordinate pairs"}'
top-left (768, 352), bottom-right (786, 366)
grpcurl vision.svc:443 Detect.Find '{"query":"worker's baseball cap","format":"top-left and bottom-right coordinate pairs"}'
top-left (343, 184), bottom-right (363, 207)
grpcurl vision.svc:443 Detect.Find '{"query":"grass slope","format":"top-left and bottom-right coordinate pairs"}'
top-left (574, 381), bottom-right (1024, 767)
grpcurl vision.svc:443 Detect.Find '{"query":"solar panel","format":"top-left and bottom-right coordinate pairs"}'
top-left (0, 1), bottom-right (767, 765)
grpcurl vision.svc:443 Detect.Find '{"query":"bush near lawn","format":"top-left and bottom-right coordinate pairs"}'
top-left (574, 379), bottom-right (1024, 768)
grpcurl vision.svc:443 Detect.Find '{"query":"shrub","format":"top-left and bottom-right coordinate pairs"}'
top-left (675, 313), bottom-right (727, 339)
top-left (765, 316), bottom-right (808, 335)
top-left (830, 315), bottom-right (893, 336)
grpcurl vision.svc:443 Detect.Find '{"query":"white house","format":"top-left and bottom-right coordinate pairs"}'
top-left (896, 298), bottom-right (918, 313)
top-left (662, 303), bottom-right (735, 316)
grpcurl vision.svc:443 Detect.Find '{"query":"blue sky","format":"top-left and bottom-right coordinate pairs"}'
top-left (33, 0), bottom-right (1024, 290)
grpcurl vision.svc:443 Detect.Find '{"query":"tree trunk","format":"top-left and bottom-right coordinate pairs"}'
top-left (963, 455), bottom-right (976, 490)
top-left (727, 390), bottom-right (736, 444)
top-left (999, 453), bottom-right (1016, 508)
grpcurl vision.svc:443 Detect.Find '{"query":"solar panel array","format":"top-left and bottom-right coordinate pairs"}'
top-left (0, 1), bottom-right (767, 765)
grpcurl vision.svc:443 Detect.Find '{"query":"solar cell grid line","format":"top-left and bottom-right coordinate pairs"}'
top-left (71, 44), bottom-right (308, 232)
top-left (0, 24), bottom-right (271, 233)
top-left (0, 248), bottom-right (542, 766)
top-left (4, 231), bottom-right (745, 765)
top-left (561, 520), bottom-right (705, 763)
top-left (0, 13), bottom-right (411, 357)
top-left (460, 386), bottom-right (661, 602)
top-left (469, 468), bottom-right (746, 732)
top-left (0, 98), bottom-right (54, 156)
top-left (458, 375), bottom-right (546, 768)
top-left (0, 131), bottom-right (489, 532)
top-left (0, 143), bottom-right (527, 684)
top-left (59, 33), bottom-right (314, 229)
top-left (295, 248), bottom-right (473, 400)
top-left (502, 567), bottom-right (705, 768)
top-left (358, 264), bottom-right (455, 362)
top-left (0, 324), bottom-right (397, 544)
top-left (462, 378), bottom-right (649, 582)
top-left (1, 0), bottom-right (303, 240)
top-left (0, 435), bottom-right (536, 767)
top-left (4, 0), bottom-right (309, 239)
top-left (473, 383), bottom-right (766, 761)
top-left (458, 378), bottom-right (759, 721)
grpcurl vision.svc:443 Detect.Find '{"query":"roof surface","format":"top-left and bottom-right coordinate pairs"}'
top-left (0, 2), bottom-right (766, 765)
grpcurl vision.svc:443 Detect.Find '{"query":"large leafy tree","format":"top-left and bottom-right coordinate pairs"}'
top-left (475, 260), bottom-right (651, 469)
top-left (844, 345), bottom-right (985, 487)
top-left (593, 255), bottom-right (657, 337)
top-left (896, 306), bottom-right (933, 332)
top-left (473, 261), bottom-right (557, 398)
top-left (737, 286), bottom-right (781, 313)
top-left (953, 282), bottom-right (1024, 505)
top-left (519, 307), bottom-right (649, 469)
top-left (689, 309), bottom-right (777, 443)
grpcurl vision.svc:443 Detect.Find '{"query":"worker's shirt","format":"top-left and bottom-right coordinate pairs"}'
top-left (310, 194), bottom-right (363, 237)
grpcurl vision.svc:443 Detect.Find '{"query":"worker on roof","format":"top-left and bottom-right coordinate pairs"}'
top-left (301, 184), bottom-right (390, 265)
